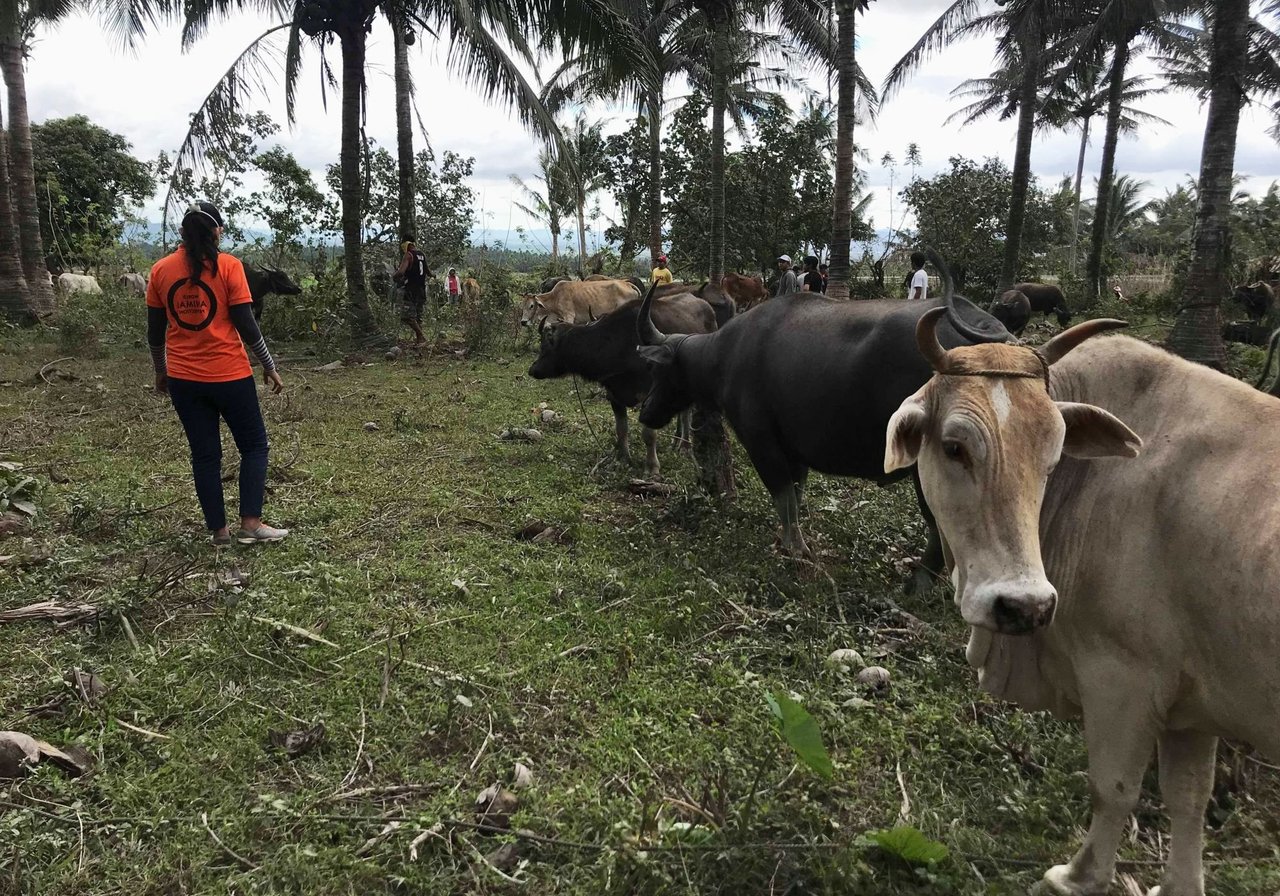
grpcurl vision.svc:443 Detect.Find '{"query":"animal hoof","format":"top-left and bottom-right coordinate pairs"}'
top-left (1031, 865), bottom-right (1104, 896)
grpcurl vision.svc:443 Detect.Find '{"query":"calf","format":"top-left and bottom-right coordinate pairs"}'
top-left (528, 293), bottom-right (716, 477)
top-left (1231, 281), bottom-right (1275, 323)
top-left (462, 277), bottom-right (481, 305)
top-left (886, 311), bottom-right (1280, 896)
top-left (988, 289), bottom-right (1031, 336)
top-left (719, 271), bottom-right (768, 312)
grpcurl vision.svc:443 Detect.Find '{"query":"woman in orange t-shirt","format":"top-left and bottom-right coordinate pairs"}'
top-left (146, 202), bottom-right (289, 546)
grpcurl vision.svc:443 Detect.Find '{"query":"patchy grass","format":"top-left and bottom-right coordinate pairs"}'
top-left (0, 308), bottom-right (1277, 895)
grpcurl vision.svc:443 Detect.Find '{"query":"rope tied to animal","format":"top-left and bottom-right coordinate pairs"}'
top-left (936, 348), bottom-right (1052, 392)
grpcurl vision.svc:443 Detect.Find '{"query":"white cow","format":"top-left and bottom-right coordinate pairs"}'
top-left (57, 273), bottom-right (102, 295)
top-left (117, 272), bottom-right (147, 295)
top-left (885, 309), bottom-right (1280, 896)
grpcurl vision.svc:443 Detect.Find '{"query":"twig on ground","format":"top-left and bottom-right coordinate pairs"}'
top-left (339, 700), bottom-right (367, 791)
top-left (250, 615), bottom-right (339, 647)
top-left (895, 759), bottom-right (911, 825)
top-left (326, 784), bottom-right (434, 803)
top-left (38, 357), bottom-right (74, 385)
top-left (114, 718), bottom-right (171, 740)
top-left (355, 820), bottom-right (402, 857)
top-left (200, 812), bottom-right (259, 871)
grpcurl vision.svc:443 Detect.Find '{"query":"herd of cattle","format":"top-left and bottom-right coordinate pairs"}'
top-left (520, 260), bottom-right (1279, 896)
top-left (53, 263), bottom-right (304, 321)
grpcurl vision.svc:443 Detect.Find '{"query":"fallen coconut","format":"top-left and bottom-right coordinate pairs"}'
top-left (512, 761), bottom-right (534, 790)
top-left (856, 665), bottom-right (892, 694)
top-left (363, 421), bottom-right (380, 432)
top-left (826, 649), bottom-right (865, 672)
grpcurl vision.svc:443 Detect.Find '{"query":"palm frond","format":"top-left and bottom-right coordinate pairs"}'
top-left (160, 23), bottom-right (293, 240)
top-left (883, 0), bottom-right (987, 100)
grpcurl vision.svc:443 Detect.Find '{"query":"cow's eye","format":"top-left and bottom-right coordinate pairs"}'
top-left (942, 439), bottom-right (965, 462)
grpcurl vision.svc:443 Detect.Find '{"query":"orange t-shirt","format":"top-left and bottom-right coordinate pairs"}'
top-left (147, 248), bottom-right (254, 382)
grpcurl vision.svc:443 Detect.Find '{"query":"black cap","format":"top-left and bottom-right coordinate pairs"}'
top-left (183, 201), bottom-right (225, 229)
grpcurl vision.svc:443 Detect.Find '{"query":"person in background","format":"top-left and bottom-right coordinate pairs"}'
top-left (651, 253), bottom-right (674, 286)
top-left (146, 201), bottom-right (288, 547)
top-left (818, 262), bottom-right (829, 293)
top-left (395, 240), bottom-right (431, 344)
top-left (446, 267), bottom-right (462, 305)
top-left (801, 255), bottom-right (824, 292)
top-left (905, 251), bottom-right (929, 300)
top-left (774, 254), bottom-right (800, 297)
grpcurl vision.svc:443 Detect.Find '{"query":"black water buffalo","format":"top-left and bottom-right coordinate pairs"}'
top-left (540, 275), bottom-right (571, 293)
top-left (989, 288), bottom-right (1031, 336)
top-left (244, 264), bottom-right (303, 320)
top-left (1233, 282), bottom-right (1276, 323)
top-left (530, 293), bottom-right (716, 477)
top-left (1011, 281), bottom-right (1071, 327)
top-left (636, 262), bottom-right (1011, 590)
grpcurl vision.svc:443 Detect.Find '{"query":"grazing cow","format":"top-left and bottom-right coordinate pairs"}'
top-left (529, 293), bottom-right (716, 477)
top-left (57, 273), bottom-right (102, 295)
top-left (636, 261), bottom-right (1011, 589)
top-left (1012, 281), bottom-right (1072, 327)
top-left (118, 272), bottom-right (147, 295)
top-left (719, 272), bottom-right (769, 312)
top-left (1231, 281), bottom-right (1275, 323)
top-left (885, 310), bottom-right (1280, 896)
top-left (519, 279), bottom-right (637, 328)
top-left (989, 289), bottom-right (1031, 336)
top-left (462, 277), bottom-right (481, 306)
top-left (243, 264), bottom-right (303, 320)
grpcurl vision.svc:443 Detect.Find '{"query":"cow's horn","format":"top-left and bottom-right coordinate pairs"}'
top-left (637, 281), bottom-right (667, 346)
top-left (917, 307), bottom-right (950, 372)
top-left (1041, 319), bottom-right (1128, 365)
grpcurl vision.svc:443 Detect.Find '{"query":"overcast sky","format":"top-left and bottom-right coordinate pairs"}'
top-left (24, 1), bottom-right (1280, 255)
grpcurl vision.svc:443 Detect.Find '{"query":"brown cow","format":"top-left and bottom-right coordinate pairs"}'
top-left (720, 272), bottom-right (768, 312)
top-left (462, 277), bottom-right (481, 305)
top-left (519, 279), bottom-right (638, 328)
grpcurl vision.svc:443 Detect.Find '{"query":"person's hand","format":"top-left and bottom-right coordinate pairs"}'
top-left (154, 373), bottom-right (168, 395)
top-left (264, 368), bottom-right (284, 394)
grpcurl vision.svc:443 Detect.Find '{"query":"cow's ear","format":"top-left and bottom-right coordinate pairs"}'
top-left (535, 299), bottom-right (545, 309)
top-left (636, 343), bottom-right (677, 366)
top-left (885, 394), bottom-right (928, 473)
top-left (1056, 402), bottom-right (1141, 459)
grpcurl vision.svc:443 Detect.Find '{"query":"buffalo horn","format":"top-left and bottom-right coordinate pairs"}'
top-left (637, 281), bottom-right (667, 346)
top-left (917, 307), bottom-right (951, 372)
top-left (925, 247), bottom-right (1008, 345)
top-left (1041, 319), bottom-right (1128, 365)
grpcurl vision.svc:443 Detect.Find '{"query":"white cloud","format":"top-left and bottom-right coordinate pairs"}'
top-left (21, 1), bottom-right (1280, 257)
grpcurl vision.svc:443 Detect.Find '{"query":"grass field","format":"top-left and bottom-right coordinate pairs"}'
top-left (1, 299), bottom-right (1278, 895)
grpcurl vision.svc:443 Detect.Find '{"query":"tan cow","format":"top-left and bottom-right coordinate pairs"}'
top-left (719, 271), bottom-right (768, 312)
top-left (885, 309), bottom-right (1280, 896)
top-left (519, 279), bottom-right (637, 328)
top-left (462, 277), bottom-right (480, 305)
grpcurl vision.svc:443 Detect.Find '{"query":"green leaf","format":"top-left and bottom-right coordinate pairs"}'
top-left (862, 826), bottom-right (949, 866)
top-left (767, 691), bottom-right (832, 780)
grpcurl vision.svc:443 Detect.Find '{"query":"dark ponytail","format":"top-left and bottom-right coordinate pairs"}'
top-left (180, 201), bottom-right (225, 281)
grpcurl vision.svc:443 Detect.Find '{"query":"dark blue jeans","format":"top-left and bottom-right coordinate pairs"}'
top-left (168, 376), bottom-right (269, 531)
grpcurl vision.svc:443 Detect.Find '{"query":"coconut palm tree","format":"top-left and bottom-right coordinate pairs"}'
top-left (886, 0), bottom-right (1084, 292)
top-left (0, 99), bottom-right (32, 322)
top-left (388, 3), bottom-right (417, 243)
top-left (950, 54), bottom-right (1169, 276)
top-left (510, 149), bottom-right (570, 266)
top-left (693, 0), bottom-right (832, 282)
top-left (165, 0), bottom-right (631, 338)
top-left (553, 113), bottom-right (608, 275)
top-left (1166, 0), bottom-right (1280, 366)
top-left (827, 0), bottom-right (877, 300)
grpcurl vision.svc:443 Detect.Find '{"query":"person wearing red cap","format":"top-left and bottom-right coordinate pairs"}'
top-left (146, 201), bottom-right (289, 547)
top-left (651, 253), bottom-right (673, 287)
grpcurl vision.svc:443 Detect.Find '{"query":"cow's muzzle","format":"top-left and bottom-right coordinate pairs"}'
top-left (964, 582), bottom-right (1057, 635)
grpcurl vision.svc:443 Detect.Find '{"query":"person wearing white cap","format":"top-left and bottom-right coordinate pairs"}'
top-left (774, 254), bottom-right (799, 297)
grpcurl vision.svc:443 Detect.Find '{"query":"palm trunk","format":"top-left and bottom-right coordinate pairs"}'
top-left (827, 0), bottom-right (856, 300)
top-left (1069, 118), bottom-right (1090, 276)
top-left (0, 39), bottom-right (54, 318)
top-left (708, 19), bottom-right (729, 281)
top-left (1084, 39), bottom-right (1130, 302)
top-left (0, 100), bottom-right (32, 323)
top-left (339, 27), bottom-right (373, 336)
top-left (647, 91), bottom-right (663, 264)
top-left (999, 32), bottom-right (1041, 292)
top-left (1166, 0), bottom-right (1248, 369)
top-left (576, 197), bottom-right (587, 276)
top-left (392, 19), bottom-right (416, 244)
top-left (550, 225), bottom-right (559, 263)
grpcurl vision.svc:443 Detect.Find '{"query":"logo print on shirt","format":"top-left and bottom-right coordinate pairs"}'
top-left (167, 277), bottom-right (218, 331)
